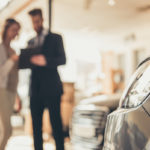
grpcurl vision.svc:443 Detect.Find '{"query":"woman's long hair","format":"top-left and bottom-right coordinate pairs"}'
top-left (2, 18), bottom-right (20, 42)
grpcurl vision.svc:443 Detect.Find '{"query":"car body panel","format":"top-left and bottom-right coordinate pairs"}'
top-left (103, 104), bottom-right (150, 150)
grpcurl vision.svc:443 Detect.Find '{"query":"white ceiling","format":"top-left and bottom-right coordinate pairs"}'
top-left (1, 0), bottom-right (150, 48)
top-left (51, 0), bottom-right (150, 32)
top-left (1, 0), bottom-right (150, 32)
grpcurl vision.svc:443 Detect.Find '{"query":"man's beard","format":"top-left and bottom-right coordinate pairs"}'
top-left (36, 27), bottom-right (43, 34)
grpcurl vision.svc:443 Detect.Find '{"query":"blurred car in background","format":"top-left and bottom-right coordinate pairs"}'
top-left (70, 94), bottom-right (121, 150)
top-left (103, 57), bottom-right (150, 150)
top-left (70, 104), bottom-right (109, 150)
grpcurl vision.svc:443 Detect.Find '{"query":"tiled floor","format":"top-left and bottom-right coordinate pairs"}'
top-left (5, 127), bottom-right (72, 150)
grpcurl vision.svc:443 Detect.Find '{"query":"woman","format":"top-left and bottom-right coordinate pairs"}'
top-left (0, 18), bottom-right (20, 150)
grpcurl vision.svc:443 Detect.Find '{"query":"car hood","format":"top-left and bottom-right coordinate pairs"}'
top-left (103, 108), bottom-right (149, 150)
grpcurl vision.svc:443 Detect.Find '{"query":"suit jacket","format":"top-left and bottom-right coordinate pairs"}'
top-left (28, 32), bottom-right (66, 98)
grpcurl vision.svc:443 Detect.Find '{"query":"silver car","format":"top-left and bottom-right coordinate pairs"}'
top-left (103, 57), bottom-right (150, 150)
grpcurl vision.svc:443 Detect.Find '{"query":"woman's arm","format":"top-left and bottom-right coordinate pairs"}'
top-left (0, 60), bottom-right (14, 81)
top-left (0, 48), bottom-right (18, 79)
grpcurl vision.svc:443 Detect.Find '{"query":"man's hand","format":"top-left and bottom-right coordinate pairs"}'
top-left (30, 54), bottom-right (47, 66)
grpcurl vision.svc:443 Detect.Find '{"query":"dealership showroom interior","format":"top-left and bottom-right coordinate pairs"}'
top-left (0, 0), bottom-right (150, 150)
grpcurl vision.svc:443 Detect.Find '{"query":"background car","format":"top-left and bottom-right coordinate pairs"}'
top-left (70, 94), bottom-right (121, 150)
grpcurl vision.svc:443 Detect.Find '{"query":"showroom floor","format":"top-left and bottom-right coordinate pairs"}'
top-left (5, 127), bottom-right (72, 150)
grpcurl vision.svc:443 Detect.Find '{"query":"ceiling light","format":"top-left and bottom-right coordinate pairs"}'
top-left (108, 0), bottom-right (116, 6)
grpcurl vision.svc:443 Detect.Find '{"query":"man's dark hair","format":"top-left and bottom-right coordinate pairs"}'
top-left (28, 8), bottom-right (43, 17)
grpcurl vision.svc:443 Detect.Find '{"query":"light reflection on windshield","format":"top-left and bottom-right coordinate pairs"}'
top-left (121, 63), bottom-right (150, 108)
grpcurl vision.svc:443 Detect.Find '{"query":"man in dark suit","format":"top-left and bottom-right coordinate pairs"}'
top-left (27, 8), bottom-right (66, 150)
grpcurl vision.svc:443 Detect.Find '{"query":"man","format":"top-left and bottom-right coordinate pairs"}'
top-left (27, 8), bottom-right (66, 150)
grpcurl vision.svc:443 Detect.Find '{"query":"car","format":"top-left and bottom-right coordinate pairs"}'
top-left (103, 57), bottom-right (150, 150)
top-left (70, 94), bottom-right (121, 150)
top-left (70, 104), bottom-right (109, 150)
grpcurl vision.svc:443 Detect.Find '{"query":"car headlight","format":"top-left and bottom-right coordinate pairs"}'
top-left (120, 59), bottom-right (150, 108)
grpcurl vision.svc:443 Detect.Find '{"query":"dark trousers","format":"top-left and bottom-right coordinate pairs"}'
top-left (30, 95), bottom-right (64, 150)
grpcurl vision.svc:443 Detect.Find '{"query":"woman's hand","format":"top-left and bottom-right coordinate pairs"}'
top-left (11, 54), bottom-right (19, 62)
top-left (14, 95), bottom-right (22, 113)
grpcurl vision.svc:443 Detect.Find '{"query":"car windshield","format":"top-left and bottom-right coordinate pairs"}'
top-left (120, 60), bottom-right (150, 108)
